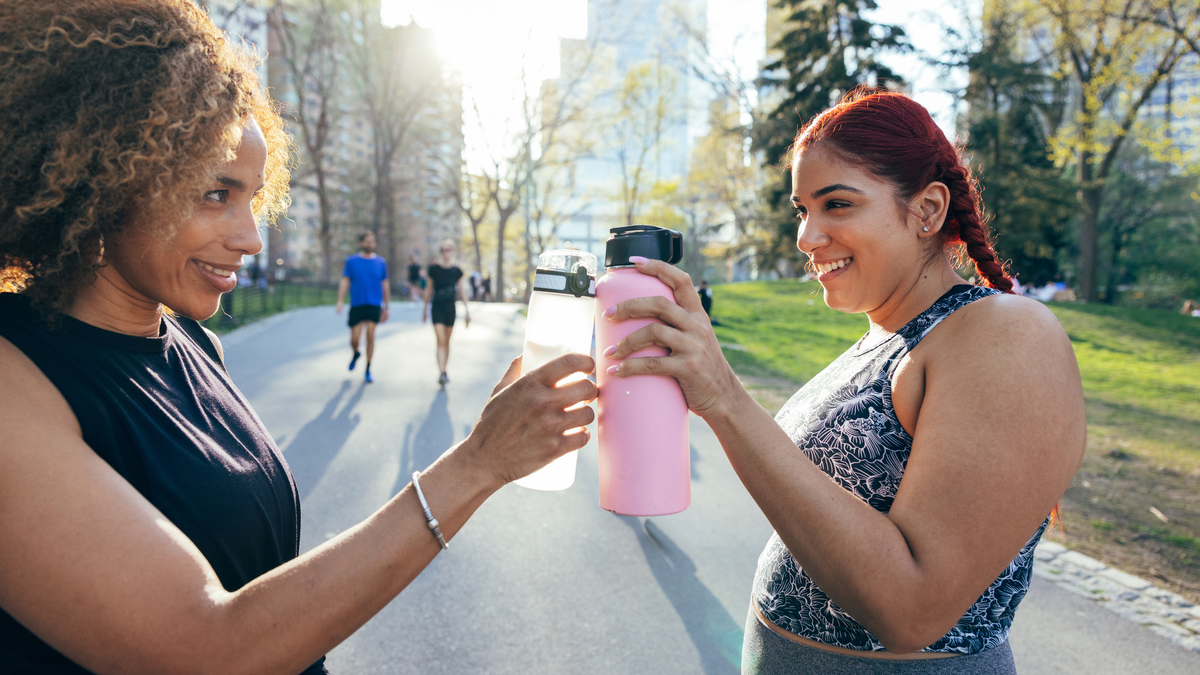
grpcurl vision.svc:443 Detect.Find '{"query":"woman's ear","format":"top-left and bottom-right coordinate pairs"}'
top-left (914, 181), bottom-right (950, 237)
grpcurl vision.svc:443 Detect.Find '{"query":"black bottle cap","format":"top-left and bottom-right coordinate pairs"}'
top-left (604, 225), bottom-right (684, 268)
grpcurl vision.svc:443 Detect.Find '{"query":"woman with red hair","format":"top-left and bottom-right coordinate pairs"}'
top-left (604, 88), bottom-right (1085, 673)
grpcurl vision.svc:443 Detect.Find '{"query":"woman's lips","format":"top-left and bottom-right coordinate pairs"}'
top-left (195, 260), bottom-right (239, 293)
top-left (814, 257), bottom-right (852, 282)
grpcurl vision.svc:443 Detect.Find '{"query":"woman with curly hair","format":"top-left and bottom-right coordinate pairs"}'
top-left (0, 2), bottom-right (595, 673)
top-left (602, 88), bottom-right (1085, 673)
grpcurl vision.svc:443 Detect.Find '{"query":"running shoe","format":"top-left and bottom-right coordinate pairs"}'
top-left (438, 371), bottom-right (448, 386)
top-left (364, 370), bottom-right (373, 383)
top-left (349, 351), bottom-right (361, 371)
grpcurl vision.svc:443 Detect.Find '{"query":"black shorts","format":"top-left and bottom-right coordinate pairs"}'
top-left (348, 305), bottom-right (381, 327)
top-left (430, 300), bottom-right (456, 326)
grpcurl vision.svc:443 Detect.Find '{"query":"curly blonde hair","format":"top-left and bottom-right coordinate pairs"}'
top-left (0, 0), bottom-right (291, 314)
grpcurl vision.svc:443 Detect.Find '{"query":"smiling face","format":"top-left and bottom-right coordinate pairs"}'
top-left (102, 120), bottom-right (267, 321)
top-left (791, 145), bottom-right (939, 317)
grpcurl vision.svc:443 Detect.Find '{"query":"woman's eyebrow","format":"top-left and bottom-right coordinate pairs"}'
top-left (812, 183), bottom-right (864, 198)
top-left (217, 176), bottom-right (246, 190)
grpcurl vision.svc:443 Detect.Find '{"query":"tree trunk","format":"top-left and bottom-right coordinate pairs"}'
top-left (1077, 182), bottom-right (1103, 304)
top-left (316, 164), bottom-right (332, 284)
top-left (495, 213), bottom-right (508, 302)
top-left (384, 178), bottom-right (398, 293)
top-left (469, 216), bottom-right (483, 274)
top-left (1105, 220), bottom-right (1122, 304)
top-left (523, 212), bottom-right (536, 303)
top-left (1076, 144), bottom-right (1103, 303)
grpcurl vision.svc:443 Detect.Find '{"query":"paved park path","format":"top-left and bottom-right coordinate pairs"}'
top-left (222, 302), bottom-right (1200, 674)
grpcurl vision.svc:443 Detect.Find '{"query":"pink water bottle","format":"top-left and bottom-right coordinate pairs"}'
top-left (595, 225), bottom-right (689, 516)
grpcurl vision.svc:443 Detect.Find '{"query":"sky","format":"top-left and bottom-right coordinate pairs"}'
top-left (380, 0), bottom-right (974, 162)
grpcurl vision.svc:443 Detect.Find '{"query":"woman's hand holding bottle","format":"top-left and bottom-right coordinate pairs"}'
top-left (600, 259), bottom-right (741, 419)
top-left (458, 353), bottom-right (598, 486)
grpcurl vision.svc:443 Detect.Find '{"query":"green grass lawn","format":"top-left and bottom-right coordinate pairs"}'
top-left (710, 279), bottom-right (1200, 599)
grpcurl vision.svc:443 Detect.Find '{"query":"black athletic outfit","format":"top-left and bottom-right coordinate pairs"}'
top-left (427, 264), bottom-right (463, 326)
top-left (0, 294), bottom-right (326, 675)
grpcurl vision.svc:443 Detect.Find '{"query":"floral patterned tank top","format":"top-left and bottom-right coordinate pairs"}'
top-left (751, 285), bottom-right (1046, 654)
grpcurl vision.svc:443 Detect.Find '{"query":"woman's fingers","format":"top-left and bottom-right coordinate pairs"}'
top-left (559, 402), bottom-right (596, 430)
top-left (558, 426), bottom-right (591, 452)
top-left (553, 376), bottom-right (600, 407)
top-left (629, 259), bottom-right (704, 313)
top-left (604, 294), bottom-right (696, 329)
top-left (604, 321), bottom-right (682, 362)
top-left (528, 353), bottom-right (595, 388)
top-left (491, 356), bottom-right (522, 398)
top-left (466, 352), bottom-right (600, 484)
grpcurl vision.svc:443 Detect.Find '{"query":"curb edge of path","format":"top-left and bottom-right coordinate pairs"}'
top-left (1033, 541), bottom-right (1200, 652)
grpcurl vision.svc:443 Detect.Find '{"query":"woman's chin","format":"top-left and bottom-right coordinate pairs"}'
top-left (170, 296), bottom-right (222, 322)
top-left (820, 289), bottom-right (858, 314)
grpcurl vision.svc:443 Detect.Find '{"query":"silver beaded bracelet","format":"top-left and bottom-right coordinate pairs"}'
top-left (411, 471), bottom-right (448, 550)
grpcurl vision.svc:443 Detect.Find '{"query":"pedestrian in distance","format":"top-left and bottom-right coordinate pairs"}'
top-left (470, 269), bottom-right (483, 301)
top-left (423, 240), bottom-right (470, 386)
top-left (407, 252), bottom-right (422, 302)
top-left (336, 232), bottom-right (388, 383)
top-left (697, 279), bottom-right (720, 325)
top-left (601, 87), bottom-right (1085, 673)
top-left (0, 3), bottom-right (597, 673)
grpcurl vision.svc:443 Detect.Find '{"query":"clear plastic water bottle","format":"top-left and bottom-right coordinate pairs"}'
top-left (595, 226), bottom-right (690, 516)
top-left (514, 249), bottom-right (597, 491)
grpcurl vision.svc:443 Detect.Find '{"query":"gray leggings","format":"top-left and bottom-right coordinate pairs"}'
top-left (742, 607), bottom-right (1017, 675)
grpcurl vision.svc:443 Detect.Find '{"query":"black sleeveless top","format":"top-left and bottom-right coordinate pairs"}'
top-left (427, 264), bottom-right (462, 303)
top-left (753, 285), bottom-right (1046, 654)
top-left (0, 294), bottom-right (326, 674)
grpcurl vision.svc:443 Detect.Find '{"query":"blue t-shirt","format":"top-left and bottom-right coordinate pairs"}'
top-left (343, 254), bottom-right (388, 307)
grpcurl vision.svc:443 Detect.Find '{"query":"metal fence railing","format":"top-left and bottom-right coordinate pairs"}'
top-left (201, 281), bottom-right (339, 333)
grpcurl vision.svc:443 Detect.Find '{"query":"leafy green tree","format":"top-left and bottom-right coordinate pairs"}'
top-left (963, 6), bottom-right (1076, 287)
top-left (1031, 0), bottom-right (1191, 303)
top-left (752, 0), bottom-right (910, 273)
top-left (269, 0), bottom-right (352, 283)
top-left (1097, 146), bottom-right (1200, 308)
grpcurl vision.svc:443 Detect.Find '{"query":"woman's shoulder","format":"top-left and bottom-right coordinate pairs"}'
top-left (0, 328), bottom-right (80, 432)
top-left (924, 291), bottom-right (1073, 366)
top-left (959, 291), bottom-right (1063, 334)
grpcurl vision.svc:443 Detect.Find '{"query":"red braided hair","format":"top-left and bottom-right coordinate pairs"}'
top-left (790, 87), bottom-right (1014, 293)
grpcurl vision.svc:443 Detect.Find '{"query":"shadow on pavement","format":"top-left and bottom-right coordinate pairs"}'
top-left (620, 515), bottom-right (743, 675)
top-left (283, 380), bottom-right (365, 500)
top-left (392, 389), bottom-right (454, 496)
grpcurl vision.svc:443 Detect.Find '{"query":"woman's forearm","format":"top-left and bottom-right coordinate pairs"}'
top-left (702, 392), bottom-right (931, 650)
top-left (207, 442), bottom-right (502, 675)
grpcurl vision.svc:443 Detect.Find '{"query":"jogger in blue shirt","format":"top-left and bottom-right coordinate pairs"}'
top-left (336, 232), bottom-right (389, 382)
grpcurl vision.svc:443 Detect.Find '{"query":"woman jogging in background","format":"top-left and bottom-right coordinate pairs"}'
top-left (601, 88), bottom-right (1085, 673)
top-left (423, 240), bottom-right (470, 386)
top-left (0, 3), bottom-right (595, 672)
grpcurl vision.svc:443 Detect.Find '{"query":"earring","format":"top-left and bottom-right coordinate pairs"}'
top-left (922, 226), bottom-right (930, 232)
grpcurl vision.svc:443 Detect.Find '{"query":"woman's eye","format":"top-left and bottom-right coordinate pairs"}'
top-left (793, 206), bottom-right (807, 220)
top-left (203, 189), bottom-right (229, 204)
top-left (825, 200), bottom-right (850, 210)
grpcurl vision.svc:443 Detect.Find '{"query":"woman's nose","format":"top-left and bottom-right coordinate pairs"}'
top-left (796, 218), bottom-right (828, 258)
top-left (228, 203), bottom-right (264, 256)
